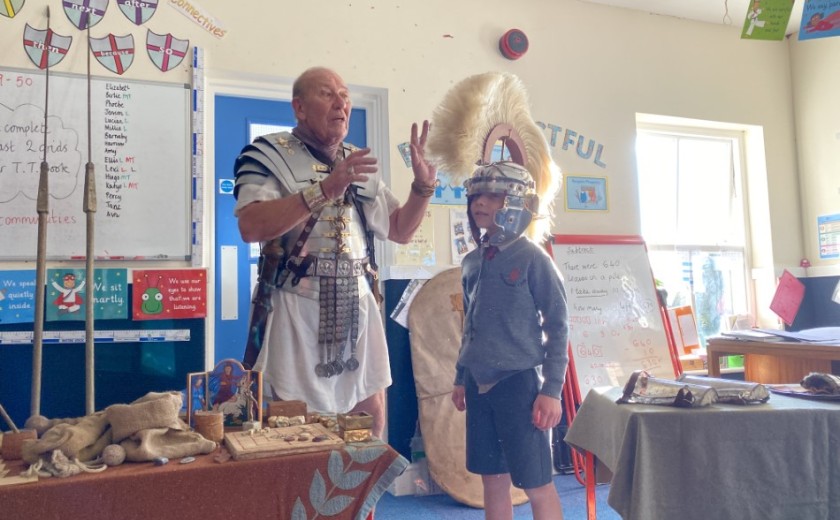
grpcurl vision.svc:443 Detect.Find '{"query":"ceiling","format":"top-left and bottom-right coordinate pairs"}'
top-left (578, 0), bottom-right (804, 36)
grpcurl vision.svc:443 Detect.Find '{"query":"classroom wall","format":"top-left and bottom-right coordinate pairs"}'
top-left (2, 1), bottom-right (833, 334)
top-left (789, 35), bottom-right (840, 277)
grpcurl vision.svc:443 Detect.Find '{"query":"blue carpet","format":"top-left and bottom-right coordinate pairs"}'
top-left (375, 472), bottom-right (621, 519)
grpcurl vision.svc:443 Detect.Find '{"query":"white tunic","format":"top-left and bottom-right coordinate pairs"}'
top-left (234, 175), bottom-right (397, 414)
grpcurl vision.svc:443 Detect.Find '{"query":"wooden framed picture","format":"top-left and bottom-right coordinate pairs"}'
top-left (207, 359), bottom-right (263, 427)
top-left (186, 371), bottom-right (208, 428)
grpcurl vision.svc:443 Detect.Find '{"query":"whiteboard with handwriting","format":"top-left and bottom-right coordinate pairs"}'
top-left (550, 235), bottom-right (677, 400)
top-left (0, 67), bottom-right (190, 260)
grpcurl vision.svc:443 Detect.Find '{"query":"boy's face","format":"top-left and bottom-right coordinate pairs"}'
top-left (470, 192), bottom-right (506, 233)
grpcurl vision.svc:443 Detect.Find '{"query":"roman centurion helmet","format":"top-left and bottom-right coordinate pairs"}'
top-left (427, 72), bottom-right (561, 245)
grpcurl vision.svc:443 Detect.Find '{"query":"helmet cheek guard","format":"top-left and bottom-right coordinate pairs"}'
top-left (494, 194), bottom-right (539, 243)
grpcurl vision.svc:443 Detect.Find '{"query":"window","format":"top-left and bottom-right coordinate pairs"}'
top-left (636, 124), bottom-right (752, 347)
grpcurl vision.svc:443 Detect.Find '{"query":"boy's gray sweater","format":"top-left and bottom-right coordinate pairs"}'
top-left (455, 236), bottom-right (569, 399)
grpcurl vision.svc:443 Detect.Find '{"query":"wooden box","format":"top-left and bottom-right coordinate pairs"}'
top-left (267, 400), bottom-right (307, 419)
top-left (339, 427), bottom-right (372, 442)
top-left (337, 411), bottom-right (373, 431)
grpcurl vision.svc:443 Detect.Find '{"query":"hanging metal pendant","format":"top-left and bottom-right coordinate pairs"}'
top-left (344, 356), bottom-right (359, 372)
top-left (330, 359), bottom-right (344, 375)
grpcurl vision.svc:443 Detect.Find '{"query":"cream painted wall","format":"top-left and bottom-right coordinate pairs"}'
top-left (789, 36), bottom-right (840, 276)
top-left (0, 0), bottom-right (817, 281)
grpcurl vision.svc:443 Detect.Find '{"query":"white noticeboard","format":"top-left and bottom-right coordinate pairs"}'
top-left (0, 67), bottom-right (190, 260)
top-left (550, 235), bottom-right (677, 400)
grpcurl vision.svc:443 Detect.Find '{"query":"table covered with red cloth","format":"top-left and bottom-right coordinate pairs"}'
top-left (1, 439), bottom-right (407, 520)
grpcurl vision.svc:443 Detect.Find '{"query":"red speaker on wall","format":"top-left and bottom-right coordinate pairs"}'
top-left (499, 29), bottom-right (529, 60)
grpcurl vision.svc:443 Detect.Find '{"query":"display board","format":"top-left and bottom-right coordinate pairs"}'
top-left (0, 67), bottom-right (190, 259)
top-left (550, 235), bottom-right (679, 401)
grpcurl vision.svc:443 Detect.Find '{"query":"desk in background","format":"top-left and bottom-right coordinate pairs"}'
top-left (706, 337), bottom-right (840, 383)
top-left (1, 441), bottom-right (407, 520)
top-left (565, 386), bottom-right (840, 520)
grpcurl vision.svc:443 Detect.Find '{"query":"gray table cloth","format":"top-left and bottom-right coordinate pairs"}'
top-left (565, 386), bottom-right (840, 520)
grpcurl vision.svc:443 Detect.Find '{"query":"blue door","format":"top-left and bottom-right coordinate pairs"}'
top-left (213, 95), bottom-right (367, 365)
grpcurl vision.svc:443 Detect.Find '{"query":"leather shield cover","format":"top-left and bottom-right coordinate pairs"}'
top-left (407, 267), bottom-right (527, 508)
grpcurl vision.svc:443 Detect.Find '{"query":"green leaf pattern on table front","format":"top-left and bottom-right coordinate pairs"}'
top-left (345, 444), bottom-right (387, 464)
top-left (293, 445), bottom-right (388, 518)
top-left (328, 449), bottom-right (370, 490)
top-left (291, 497), bottom-right (307, 520)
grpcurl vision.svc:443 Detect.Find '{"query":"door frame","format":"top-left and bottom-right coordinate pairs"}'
top-left (202, 70), bottom-right (391, 367)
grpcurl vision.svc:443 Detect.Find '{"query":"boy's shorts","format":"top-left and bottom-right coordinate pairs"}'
top-left (464, 368), bottom-right (554, 490)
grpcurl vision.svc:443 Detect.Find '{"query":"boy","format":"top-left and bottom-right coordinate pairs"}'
top-left (451, 161), bottom-right (569, 520)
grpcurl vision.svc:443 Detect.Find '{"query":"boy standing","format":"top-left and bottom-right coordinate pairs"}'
top-left (450, 165), bottom-right (569, 520)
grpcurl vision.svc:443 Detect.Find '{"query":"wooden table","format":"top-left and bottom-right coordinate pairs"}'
top-left (565, 386), bottom-right (840, 520)
top-left (706, 337), bottom-right (840, 383)
top-left (0, 440), bottom-right (407, 520)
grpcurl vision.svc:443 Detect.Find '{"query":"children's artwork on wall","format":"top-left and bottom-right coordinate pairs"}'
top-left (394, 210), bottom-right (436, 266)
top-left (450, 208), bottom-right (477, 264)
top-left (117, 0), bottom-right (159, 25)
top-left (63, 0), bottom-right (108, 30)
top-left (132, 269), bottom-right (207, 320)
top-left (564, 175), bottom-right (608, 212)
top-left (740, 0), bottom-right (795, 40)
top-left (0, 270), bottom-right (36, 324)
top-left (207, 359), bottom-right (263, 427)
top-left (799, 0), bottom-right (840, 40)
top-left (0, 0), bottom-right (25, 19)
top-left (90, 33), bottom-right (135, 75)
top-left (146, 30), bottom-right (189, 72)
top-left (23, 24), bottom-right (73, 69)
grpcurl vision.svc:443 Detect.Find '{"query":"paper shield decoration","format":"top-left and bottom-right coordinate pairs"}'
top-left (146, 30), bottom-right (189, 72)
top-left (23, 24), bottom-right (73, 69)
top-left (1, 0), bottom-right (25, 18)
top-left (117, 0), bottom-right (158, 25)
top-left (62, 0), bottom-right (109, 30)
top-left (90, 33), bottom-right (135, 74)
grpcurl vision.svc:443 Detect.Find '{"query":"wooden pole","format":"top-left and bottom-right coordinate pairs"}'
top-left (83, 24), bottom-right (97, 415)
top-left (31, 6), bottom-right (51, 418)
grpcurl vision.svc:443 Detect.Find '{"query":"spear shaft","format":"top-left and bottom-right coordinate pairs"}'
top-left (83, 24), bottom-right (97, 415)
top-left (31, 6), bottom-right (51, 418)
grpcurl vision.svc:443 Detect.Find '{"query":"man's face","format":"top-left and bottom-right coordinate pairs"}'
top-left (294, 70), bottom-right (351, 147)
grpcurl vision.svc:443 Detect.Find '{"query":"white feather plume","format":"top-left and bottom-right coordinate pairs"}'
top-left (427, 72), bottom-right (561, 239)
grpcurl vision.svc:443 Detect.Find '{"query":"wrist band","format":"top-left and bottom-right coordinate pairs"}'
top-left (301, 182), bottom-right (329, 213)
top-left (411, 180), bottom-right (435, 198)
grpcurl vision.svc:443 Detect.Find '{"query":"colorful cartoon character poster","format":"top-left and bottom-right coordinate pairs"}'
top-left (132, 268), bottom-right (207, 320)
top-left (46, 268), bottom-right (128, 322)
top-left (0, 270), bottom-right (36, 325)
top-left (799, 0), bottom-right (840, 40)
top-left (740, 0), bottom-right (795, 40)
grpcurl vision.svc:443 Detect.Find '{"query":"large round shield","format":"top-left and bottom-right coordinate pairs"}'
top-left (407, 267), bottom-right (528, 508)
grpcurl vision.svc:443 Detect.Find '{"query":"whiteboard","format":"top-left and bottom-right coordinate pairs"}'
top-left (0, 67), bottom-right (190, 260)
top-left (550, 235), bottom-right (678, 400)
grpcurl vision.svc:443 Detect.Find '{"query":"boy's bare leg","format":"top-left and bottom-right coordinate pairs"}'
top-left (482, 473), bottom-right (514, 520)
top-left (525, 481), bottom-right (564, 520)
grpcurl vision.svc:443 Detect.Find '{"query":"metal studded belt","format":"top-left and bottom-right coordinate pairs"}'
top-left (286, 255), bottom-right (368, 280)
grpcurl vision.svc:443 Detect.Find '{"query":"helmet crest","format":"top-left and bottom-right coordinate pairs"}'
top-left (427, 72), bottom-right (562, 244)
